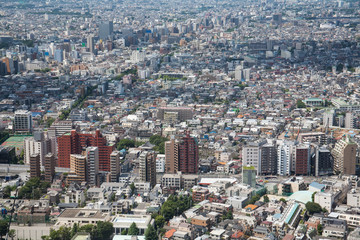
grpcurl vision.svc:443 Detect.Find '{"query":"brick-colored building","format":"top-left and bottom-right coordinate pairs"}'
top-left (57, 130), bottom-right (114, 171)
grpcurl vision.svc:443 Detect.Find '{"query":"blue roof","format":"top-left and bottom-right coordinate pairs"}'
top-left (309, 182), bottom-right (325, 190)
top-left (285, 203), bottom-right (299, 224)
top-left (273, 213), bottom-right (282, 220)
top-left (88, 105), bottom-right (94, 108)
top-left (31, 112), bottom-right (41, 117)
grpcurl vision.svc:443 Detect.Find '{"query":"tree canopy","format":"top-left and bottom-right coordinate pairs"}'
top-left (145, 224), bottom-right (157, 240)
top-left (128, 222), bottom-right (139, 236)
top-left (306, 201), bottom-right (322, 215)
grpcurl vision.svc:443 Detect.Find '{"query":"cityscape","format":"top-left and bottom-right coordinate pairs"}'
top-left (1, 0), bottom-right (360, 239)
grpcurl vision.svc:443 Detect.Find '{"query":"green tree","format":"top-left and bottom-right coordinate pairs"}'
top-left (155, 215), bottom-right (165, 229)
top-left (297, 100), bottom-right (306, 108)
top-left (279, 198), bottom-right (287, 204)
top-left (317, 224), bottom-right (323, 235)
top-left (128, 222), bottom-right (139, 236)
top-left (8, 229), bottom-right (16, 240)
top-left (145, 224), bottom-right (157, 240)
top-left (117, 139), bottom-right (135, 150)
top-left (121, 229), bottom-right (128, 235)
top-left (263, 195), bottom-right (270, 203)
top-left (130, 182), bottom-right (136, 196)
top-left (312, 192), bottom-right (317, 202)
top-left (0, 220), bottom-right (8, 239)
top-left (306, 202), bottom-right (322, 215)
top-left (96, 221), bottom-right (114, 240)
top-left (71, 223), bottom-right (78, 238)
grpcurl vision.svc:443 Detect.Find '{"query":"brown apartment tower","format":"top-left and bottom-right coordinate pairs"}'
top-left (165, 132), bottom-right (199, 174)
top-left (30, 154), bottom-right (41, 178)
top-left (44, 153), bottom-right (56, 182)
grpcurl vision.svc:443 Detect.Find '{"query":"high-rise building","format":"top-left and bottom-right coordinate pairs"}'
top-left (99, 21), bottom-right (113, 40)
top-left (242, 166), bottom-right (256, 188)
top-left (332, 136), bottom-right (357, 175)
top-left (165, 138), bottom-right (179, 173)
top-left (67, 154), bottom-right (86, 184)
top-left (86, 147), bottom-right (99, 186)
top-left (234, 65), bottom-right (243, 80)
top-left (54, 49), bottom-right (63, 63)
top-left (277, 141), bottom-right (295, 176)
top-left (178, 133), bottom-right (199, 174)
top-left (14, 110), bottom-right (32, 133)
top-left (139, 151), bottom-right (156, 187)
top-left (44, 153), bottom-right (55, 182)
top-left (313, 146), bottom-right (333, 176)
top-left (345, 112), bottom-right (354, 129)
top-left (57, 130), bottom-right (114, 171)
top-left (242, 140), bottom-right (266, 175)
top-left (87, 35), bottom-right (95, 53)
top-left (295, 145), bottom-right (310, 175)
top-left (260, 143), bottom-right (277, 175)
top-left (110, 151), bottom-right (121, 182)
top-left (24, 130), bottom-right (49, 165)
top-left (323, 110), bottom-right (335, 127)
top-left (30, 154), bottom-right (40, 178)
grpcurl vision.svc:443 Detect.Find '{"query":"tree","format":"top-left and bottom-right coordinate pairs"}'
top-left (0, 220), bottom-right (8, 239)
top-left (117, 139), bottom-right (135, 150)
top-left (297, 100), bottom-right (306, 108)
top-left (312, 192), bottom-right (317, 202)
top-left (71, 223), bottom-right (78, 238)
top-left (155, 215), bottom-right (165, 230)
top-left (130, 182), bottom-right (136, 196)
top-left (96, 221), bottom-right (114, 240)
top-left (306, 202), bottom-right (322, 215)
top-left (128, 222), bottom-right (139, 236)
top-left (8, 229), bottom-right (16, 240)
top-left (145, 224), bottom-right (157, 240)
top-left (263, 195), bottom-right (270, 203)
top-left (121, 229), bottom-right (128, 235)
top-left (317, 224), bottom-right (323, 235)
top-left (279, 198), bottom-right (287, 204)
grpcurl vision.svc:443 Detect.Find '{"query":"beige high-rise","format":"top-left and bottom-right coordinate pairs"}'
top-left (165, 138), bottom-right (179, 173)
top-left (332, 136), bottom-right (357, 175)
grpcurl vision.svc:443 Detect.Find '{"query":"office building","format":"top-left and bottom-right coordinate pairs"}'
top-left (323, 110), bottom-right (335, 127)
top-left (165, 138), bottom-right (179, 173)
top-left (313, 146), bottom-right (333, 176)
top-left (295, 145), bottom-right (310, 175)
top-left (178, 132), bottom-right (199, 174)
top-left (44, 153), bottom-right (55, 183)
top-left (345, 112), bottom-right (354, 129)
top-left (30, 154), bottom-right (40, 178)
top-left (99, 21), bottom-right (113, 40)
top-left (87, 35), bottom-right (95, 53)
top-left (110, 151), bottom-right (121, 182)
top-left (139, 151), bottom-right (156, 187)
top-left (234, 65), bottom-right (243, 80)
top-left (242, 166), bottom-right (256, 188)
top-left (86, 147), bottom-right (99, 186)
top-left (332, 136), bottom-right (357, 175)
top-left (242, 140), bottom-right (266, 175)
top-left (57, 130), bottom-right (114, 171)
top-left (157, 107), bottom-right (193, 121)
top-left (54, 49), bottom-right (63, 63)
top-left (14, 110), bottom-right (32, 133)
top-left (260, 143), bottom-right (277, 175)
